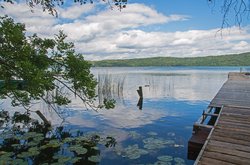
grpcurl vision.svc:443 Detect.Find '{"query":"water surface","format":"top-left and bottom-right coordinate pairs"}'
top-left (58, 67), bottom-right (244, 164)
top-left (1, 66), bottom-right (248, 165)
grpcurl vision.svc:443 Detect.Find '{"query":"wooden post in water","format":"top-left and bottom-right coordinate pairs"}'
top-left (137, 86), bottom-right (143, 98)
top-left (137, 86), bottom-right (143, 110)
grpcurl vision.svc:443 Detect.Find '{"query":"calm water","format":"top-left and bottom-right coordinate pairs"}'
top-left (1, 66), bottom-right (249, 164)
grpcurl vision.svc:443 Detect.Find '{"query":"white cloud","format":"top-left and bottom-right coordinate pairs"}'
top-left (232, 41), bottom-right (249, 50)
top-left (58, 4), bottom-right (95, 19)
top-left (85, 3), bottom-right (188, 29)
top-left (76, 27), bottom-right (250, 60)
top-left (1, 2), bottom-right (250, 60)
top-left (0, 2), bottom-right (58, 38)
top-left (171, 38), bottom-right (194, 45)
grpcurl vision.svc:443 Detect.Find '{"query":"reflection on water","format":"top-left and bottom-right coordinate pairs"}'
top-left (0, 111), bottom-right (116, 165)
top-left (1, 66), bottom-right (249, 165)
top-left (92, 67), bottom-right (233, 103)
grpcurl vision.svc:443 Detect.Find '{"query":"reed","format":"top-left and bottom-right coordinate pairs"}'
top-left (97, 74), bottom-right (126, 104)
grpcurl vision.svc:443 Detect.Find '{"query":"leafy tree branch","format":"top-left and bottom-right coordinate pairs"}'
top-left (208, 0), bottom-right (250, 28)
top-left (0, 16), bottom-right (115, 111)
top-left (0, 0), bottom-right (128, 16)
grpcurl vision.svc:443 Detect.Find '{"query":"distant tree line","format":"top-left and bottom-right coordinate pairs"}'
top-left (91, 52), bottom-right (250, 67)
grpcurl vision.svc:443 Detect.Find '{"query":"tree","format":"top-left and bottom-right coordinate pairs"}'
top-left (0, 0), bottom-right (128, 16)
top-left (208, 0), bottom-right (250, 28)
top-left (0, 16), bottom-right (114, 111)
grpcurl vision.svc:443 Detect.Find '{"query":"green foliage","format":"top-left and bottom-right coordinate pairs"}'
top-left (103, 98), bottom-right (116, 109)
top-left (0, 0), bottom-right (128, 16)
top-left (0, 111), bottom-right (117, 165)
top-left (0, 16), bottom-right (114, 110)
top-left (91, 52), bottom-right (250, 67)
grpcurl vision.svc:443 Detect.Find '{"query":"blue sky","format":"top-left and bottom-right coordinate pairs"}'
top-left (1, 0), bottom-right (250, 60)
top-left (132, 0), bottom-right (222, 30)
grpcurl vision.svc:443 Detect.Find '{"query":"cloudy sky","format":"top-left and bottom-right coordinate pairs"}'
top-left (1, 0), bottom-right (250, 60)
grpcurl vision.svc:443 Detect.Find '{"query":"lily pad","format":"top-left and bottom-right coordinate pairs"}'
top-left (69, 146), bottom-right (88, 155)
top-left (0, 152), bottom-right (14, 163)
top-left (0, 151), bottom-right (14, 157)
top-left (17, 151), bottom-right (37, 158)
top-left (88, 155), bottom-right (101, 162)
top-left (51, 163), bottom-right (62, 165)
top-left (63, 137), bottom-right (75, 143)
top-left (70, 157), bottom-right (81, 163)
top-left (40, 141), bottom-right (61, 149)
top-left (114, 145), bottom-right (123, 156)
top-left (91, 146), bottom-right (99, 150)
top-left (128, 131), bottom-right (141, 139)
top-left (57, 156), bottom-right (72, 163)
top-left (157, 155), bottom-right (173, 162)
top-left (22, 132), bottom-right (37, 139)
top-left (76, 136), bottom-right (88, 142)
top-left (143, 138), bottom-right (175, 150)
top-left (27, 147), bottom-right (40, 156)
top-left (33, 136), bottom-right (44, 142)
top-left (13, 159), bottom-right (26, 165)
top-left (147, 132), bottom-right (158, 136)
top-left (122, 144), bottom-right (148, 160)
top-left (27, 141), bottom-right (40, 147)
top-left (174, 157), bottom-right (185, 165)
top-left (154, 161), bottom-right (171, 165)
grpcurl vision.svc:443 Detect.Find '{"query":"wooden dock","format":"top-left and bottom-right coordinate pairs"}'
top-left (194, 72), bottom-right (250, 164)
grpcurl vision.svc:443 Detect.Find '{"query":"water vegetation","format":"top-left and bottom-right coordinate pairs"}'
top-left (143, 137), bottom-right (175, 150)
top-left (97, 73), bottom-right (126, 104)
top-left (153, 156), bottom-right (185, 165)
top-left (128, 131), bottom-right (142, 139)
top-left (0, 110), bottom-right (116, 165)
top-left (91, 52), bottom-right (250, 67)
top-left (122, 144), bottom-right (148, 160)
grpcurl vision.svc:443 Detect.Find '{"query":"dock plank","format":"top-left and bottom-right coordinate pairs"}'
top-left (212, 130), bottom-right (250, 142)
top-left (210, 99), bottom-right (250, 107)
top-left (196, 72), bottom-right (250, 165)
top-left (211, 135), bottom-right (250, 146)
top-left (197, 157), bottom-right (235, 165)
top-left (200, 151), bottom-right (250, 164)
top-left (206, 144), bottom-right (250, 159)
top-left (199, 157), bottom-right (236, 165)
top-left (207, 139), bottom-right (250, 152)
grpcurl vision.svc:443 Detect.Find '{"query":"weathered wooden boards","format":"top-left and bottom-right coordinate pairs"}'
top-left (210, 73), bottom-right (250, 108)
top-left (196, 73), bottom-right (250, 165)
top-left (196, 106), bottom-right (250, 165)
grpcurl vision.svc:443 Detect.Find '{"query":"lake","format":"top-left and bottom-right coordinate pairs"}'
top-left (0, 66), bottom-right (249, 165)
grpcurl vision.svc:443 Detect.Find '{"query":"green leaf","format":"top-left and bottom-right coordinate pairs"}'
top-left (88, 155), bottom-right (101, 163)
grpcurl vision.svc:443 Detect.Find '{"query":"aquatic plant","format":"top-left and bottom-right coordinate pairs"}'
top-left (69, 145), bottom-right (88, 155)
top-left (122, 144), bottom-right (148, 160)
top-left (88, 155), bottom-right (101, 162)
top-left (128, 131), bottom-right (141, 139)
top-left (143, 137), bottom-right (175, 150)
top-left (157, 155), bottom-right (173, 162)
top-left (147, 131), bottom-right (158, 136)
top-left (174, 157), bottom-right (186, 165)
top-left (154, 161), bottom-right (172, 165)
top-left (97, 73), bottom-right (126, 104)
top-left (0, 111), bottom-right (117, 164)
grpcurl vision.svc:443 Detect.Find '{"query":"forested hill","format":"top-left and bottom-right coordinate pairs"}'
top-left (91, 52), bottom-right (250, 67)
